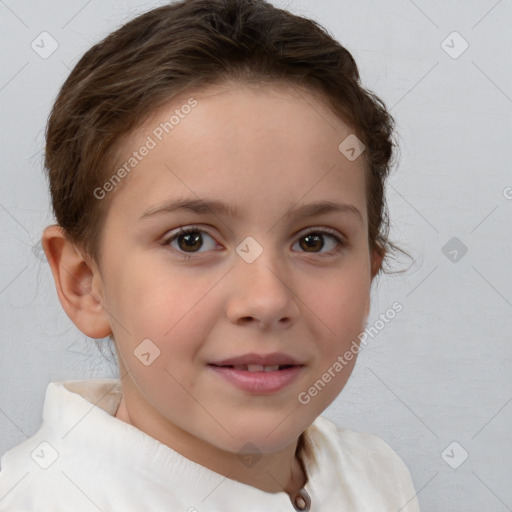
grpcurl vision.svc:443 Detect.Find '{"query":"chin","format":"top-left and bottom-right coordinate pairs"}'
top-left (204, 413), bottom-right (311, 455)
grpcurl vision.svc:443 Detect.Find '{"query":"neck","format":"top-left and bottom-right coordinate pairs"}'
top-left (114, 378), bottom-right (307, 498)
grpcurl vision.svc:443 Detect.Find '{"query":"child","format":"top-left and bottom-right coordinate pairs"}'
top-left (0, 0), bottom-right (420, 510)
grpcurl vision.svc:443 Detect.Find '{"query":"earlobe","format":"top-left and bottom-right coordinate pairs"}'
top-left (41, 225), bottom-right (112, 339)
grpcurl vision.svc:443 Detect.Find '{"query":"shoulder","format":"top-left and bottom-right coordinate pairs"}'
top-left (304, 416), bottom-right (421, 511)
top-left (0, 429), bottom-right (65, 510)
top-left (311, 415), bottom-right (408, 466)
top-left (0, 379), bottom-right (122, 511)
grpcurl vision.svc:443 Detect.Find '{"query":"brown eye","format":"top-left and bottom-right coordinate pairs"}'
top-left (164, 227), bottom-right (217, 256)
top-left (177, 231), bottom-right (202, 252)
top-left (299, 233), bottom-right (325, 252)
top-left (293, 229), bottom-right (345, 256)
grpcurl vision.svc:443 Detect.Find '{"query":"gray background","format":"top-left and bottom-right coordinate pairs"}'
top-left (1, 1), bottom-right (511, 510)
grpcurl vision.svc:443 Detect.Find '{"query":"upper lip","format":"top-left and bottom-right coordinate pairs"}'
top-left (209, 352), bottom-right (303, 367)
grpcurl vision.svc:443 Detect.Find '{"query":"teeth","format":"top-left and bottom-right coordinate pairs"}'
top-left (234, 364), bottom-right (281, 372)
top-left (247, 364), bottom-right (264, 372)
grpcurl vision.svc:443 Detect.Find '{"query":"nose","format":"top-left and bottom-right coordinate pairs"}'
top-left (225, 242), bottom-right (300, 330)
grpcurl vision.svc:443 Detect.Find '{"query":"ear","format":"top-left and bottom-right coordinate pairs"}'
top-left (41, 225), bottom-right (112, 339)
top-left (364, 245), bottom-right (385, 318)
top-left (370, 244), bottom-right (385, 280)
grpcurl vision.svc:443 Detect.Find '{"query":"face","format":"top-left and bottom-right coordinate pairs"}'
top-left (95, 82), bottom-right (376, 457)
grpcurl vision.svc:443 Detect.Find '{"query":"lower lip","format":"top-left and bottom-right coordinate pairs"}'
top-left (208, 365), bottom-right (303, 394)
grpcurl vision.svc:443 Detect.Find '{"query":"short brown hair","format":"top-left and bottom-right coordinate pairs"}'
top-left (44, 0), bottom-right (403, 272)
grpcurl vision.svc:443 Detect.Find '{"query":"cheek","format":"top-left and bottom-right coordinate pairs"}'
top-left (305, 269), bottom-right (370, 346)
top-left (108, 260), bottom-right (216, 334)
top-left (298, 274), bottom-right (369, 413)
top-left (109, 267), bottom-right (222, 377)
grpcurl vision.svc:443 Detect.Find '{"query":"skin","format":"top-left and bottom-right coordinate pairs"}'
top-left (42, 81), bottom-right (383, 499)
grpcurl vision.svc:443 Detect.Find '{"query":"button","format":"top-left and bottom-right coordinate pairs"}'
top-left (292, 488), bottom-right (311, 511)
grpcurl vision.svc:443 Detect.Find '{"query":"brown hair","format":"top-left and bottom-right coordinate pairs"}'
top-left (44, 0), bottom-right (404, 272)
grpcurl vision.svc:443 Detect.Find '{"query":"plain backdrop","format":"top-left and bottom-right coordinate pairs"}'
top-left (1, 1), bottom-right (511, 510)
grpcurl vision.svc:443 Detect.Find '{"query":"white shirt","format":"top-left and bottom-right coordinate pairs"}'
top-left (0, 379), bottom-right (420, 511)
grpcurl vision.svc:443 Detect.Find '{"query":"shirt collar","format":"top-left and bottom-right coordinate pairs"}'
top-left (44, 378), bottom-right (333, 510)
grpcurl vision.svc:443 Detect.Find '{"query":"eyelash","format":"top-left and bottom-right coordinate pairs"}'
top-left (161, 225), bottom-right (347, 260)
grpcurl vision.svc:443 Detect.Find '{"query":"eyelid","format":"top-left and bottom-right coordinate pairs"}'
top-left (164, 224), bottom-right (346, 240)
top-left (162, 225), bottom-right (217, 247)
top-left (294, 225), bottom-right (345, 241)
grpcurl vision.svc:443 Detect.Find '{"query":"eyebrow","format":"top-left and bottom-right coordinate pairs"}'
top-left (139, 198), bottom-right (363, 223)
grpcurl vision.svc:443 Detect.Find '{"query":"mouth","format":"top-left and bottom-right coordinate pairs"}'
top-left (208, 363), bottom-right (297, 372)
top-left (207, 353), bottom-right (304, 393)
top-left (209, 352), bottom-right (303, 368)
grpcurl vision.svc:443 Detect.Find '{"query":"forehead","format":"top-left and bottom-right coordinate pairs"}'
top-left (105, 81), bottom-right (367, 222)
top-left (116, 80), bottom-right (360, 163)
